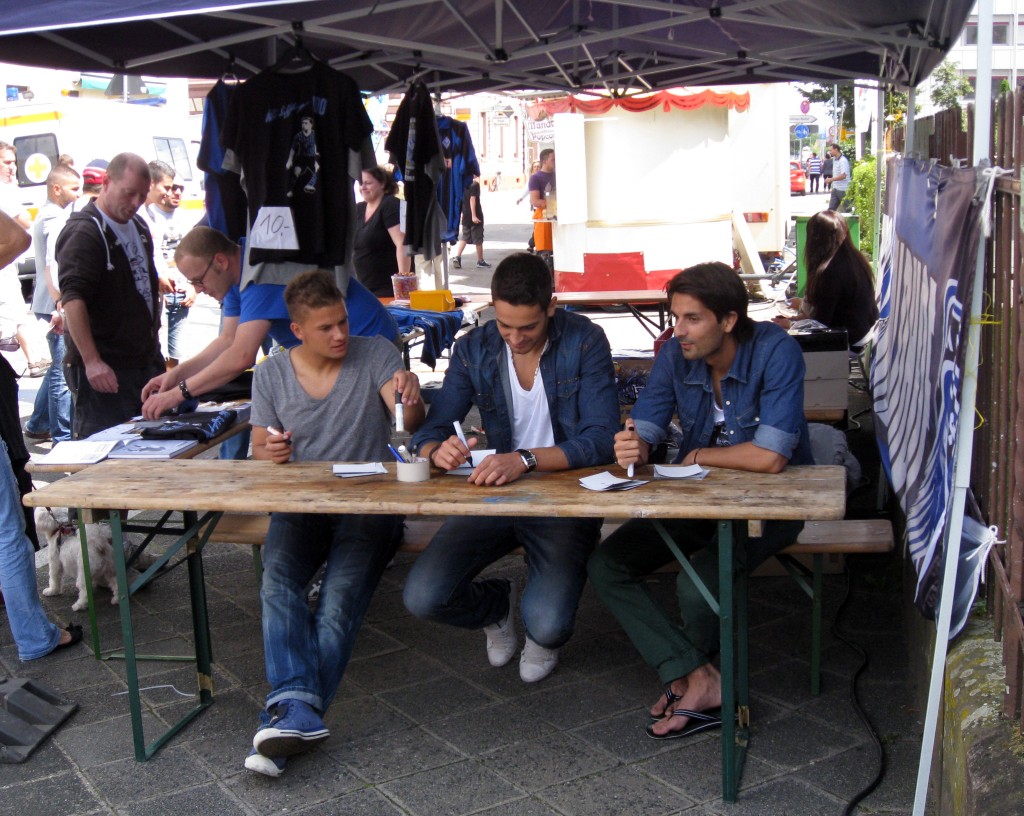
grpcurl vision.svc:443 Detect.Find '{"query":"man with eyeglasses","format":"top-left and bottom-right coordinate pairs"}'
top-left (142, 160), bottom-right (195, 367)
top-left (139, 226), bottom-right (398, 429)
top-left (55, 152), bottom-right (165, 439)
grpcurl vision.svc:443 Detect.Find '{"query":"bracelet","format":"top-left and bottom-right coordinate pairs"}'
top-left (177, 380), bottom-right (194, 400)
top-left (693, 448), bottom-right (701, 466)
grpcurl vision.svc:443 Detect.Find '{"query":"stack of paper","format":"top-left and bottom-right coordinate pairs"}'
top-left (444, 449), bottom-right (496, 475)
top-left (36, 441), bottom-right (120, 465)
top-left (332, 462), bottom-right (387, 478)
top-left (653, 464), bottom-right (710, 480)
top-left (579, 471), bottom-right (648, 492)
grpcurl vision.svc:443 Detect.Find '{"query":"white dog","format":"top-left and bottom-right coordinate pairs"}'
top-left (35, 508), bottom-right (120, 611)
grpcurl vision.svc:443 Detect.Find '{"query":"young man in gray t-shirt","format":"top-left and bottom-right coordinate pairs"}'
top-left (244, 269), bottom-right (424, 778)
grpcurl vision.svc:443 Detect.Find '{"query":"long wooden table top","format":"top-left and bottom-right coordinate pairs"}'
top-left (23, 459), bottom-right (845, 522)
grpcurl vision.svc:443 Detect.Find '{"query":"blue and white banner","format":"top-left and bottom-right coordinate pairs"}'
top-left (872, 157), bottom-right (985, 619)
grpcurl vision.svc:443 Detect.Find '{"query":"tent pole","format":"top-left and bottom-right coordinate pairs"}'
top-left (912, 1), bottom-right (993, 813)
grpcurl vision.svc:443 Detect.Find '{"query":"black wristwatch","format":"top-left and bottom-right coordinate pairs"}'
top-left (516, 449), bottom-right (537, 472)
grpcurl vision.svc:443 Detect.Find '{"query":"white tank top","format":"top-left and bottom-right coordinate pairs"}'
top-left (506, 342), bottom-right (556, 450)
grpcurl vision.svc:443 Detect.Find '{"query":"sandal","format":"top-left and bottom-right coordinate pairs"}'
top-left (645, 707), bottom-right (724, 740)
top-left (648, 683), bottom-right (683, 723)
top-left (54, 623), bottom-right (83, 651)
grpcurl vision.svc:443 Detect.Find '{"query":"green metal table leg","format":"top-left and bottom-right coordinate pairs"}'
top-left (719, 520), bottom-right (750, 802)
top-left (107, 512), bottom-right (148, 761)
top-left (811, 553), bottom-right (823, 695)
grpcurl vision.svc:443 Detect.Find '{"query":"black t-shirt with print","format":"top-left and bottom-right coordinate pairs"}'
top-left (222, 63), bottom-right (372, 266)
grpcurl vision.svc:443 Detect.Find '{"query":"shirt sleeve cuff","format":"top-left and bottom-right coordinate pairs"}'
top-left (753, 423), bottom-right (800, 460)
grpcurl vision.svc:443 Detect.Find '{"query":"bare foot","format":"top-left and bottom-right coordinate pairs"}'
top-left (648, 664), bottom-right (723, 737)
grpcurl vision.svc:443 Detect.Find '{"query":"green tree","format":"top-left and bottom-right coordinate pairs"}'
top-left (930, 60), bottom-right (972, 110)
top-left (846, 155), bottom-right (878, 259)
top-left (800, 83), bottom-right (854, 131)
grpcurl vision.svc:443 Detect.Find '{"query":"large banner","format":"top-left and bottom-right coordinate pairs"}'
top-left (872, 157), bottom-right (984, 618)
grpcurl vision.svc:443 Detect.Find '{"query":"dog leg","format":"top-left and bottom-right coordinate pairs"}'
top-left (43, 533), bottom-right (63, 597)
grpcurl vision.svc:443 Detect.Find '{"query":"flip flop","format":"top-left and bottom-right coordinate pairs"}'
top-left (54, 623), bottom-right (83, 651)
top-left (645, 707), bottom-right (723, 740)
top-left (648, 683), bottom-right (683, 724)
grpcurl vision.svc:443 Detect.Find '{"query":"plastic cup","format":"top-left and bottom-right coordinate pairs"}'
top-left (396, 458), bottom-right (430, 482)
top-left (392, 274), bottom-right (419, 300)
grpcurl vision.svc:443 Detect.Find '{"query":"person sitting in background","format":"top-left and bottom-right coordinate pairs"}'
top-left (352, 166), bottom-right (409, 297)
top-left (773, 209), bottom-right (879, 349)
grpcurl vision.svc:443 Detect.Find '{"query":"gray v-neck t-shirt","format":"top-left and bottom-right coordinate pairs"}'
top-left (251, 335), bottom-right (401, 462)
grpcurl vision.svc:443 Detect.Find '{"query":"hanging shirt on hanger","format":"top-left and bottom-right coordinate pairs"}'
top-left (221, 62), bottom-right (373, 267)
top-left (198, 79), bottom-right (248, 242)
top-left (436, 116), bottom-right (480, 244)
top-left (385, 83), bottom-right (445, 261)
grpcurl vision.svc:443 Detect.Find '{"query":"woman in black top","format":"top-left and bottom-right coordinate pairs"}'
top-left (353, 166), bottom-right (410, 297)
top-left (776, 210), bottom-right (879, 348)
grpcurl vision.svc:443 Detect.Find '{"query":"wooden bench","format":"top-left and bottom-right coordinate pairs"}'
top-left (771, 519), bottom-right (894, 694)
top-left (207, 512), bottom-right (893, 695)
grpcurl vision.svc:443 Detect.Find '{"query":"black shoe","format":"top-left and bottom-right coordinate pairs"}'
top-left (451, 257), bottom-right (462, 269)
top-left (24, 428), bottom-right (51, 441)
top-left (476, 260), bottom-right (491, 268)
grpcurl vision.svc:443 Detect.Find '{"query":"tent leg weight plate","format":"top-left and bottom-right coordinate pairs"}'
top-left (0, 677), bottom-right (77, 763)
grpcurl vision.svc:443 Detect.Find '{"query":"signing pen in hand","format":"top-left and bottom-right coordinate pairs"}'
top-left (626, 419), bottom-right (636, 478)
top-left (267, 426), bottom-right (292, 445)
top-left (453, 421), bottom-right (469, 448)
top-left (394, 390), bottom-right (405, 432)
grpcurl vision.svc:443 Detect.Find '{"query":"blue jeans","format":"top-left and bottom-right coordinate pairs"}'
top-left (26, 318), bottom-right (72, 442)
top-left (260, 512), bottom-right (403, 715)
top-left (0, 440), bottom-right (60, 660)
top-left (403, 516), bottom-right (601, 648)
top-left (164, 294), bottom-right (190, 361)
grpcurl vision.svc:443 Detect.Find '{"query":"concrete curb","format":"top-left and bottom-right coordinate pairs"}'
top-left (938, 617), bottom-right (1024, 815)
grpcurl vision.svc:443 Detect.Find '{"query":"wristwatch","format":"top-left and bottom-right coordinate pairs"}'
top-left (516, 449), bottom-right (537, 472)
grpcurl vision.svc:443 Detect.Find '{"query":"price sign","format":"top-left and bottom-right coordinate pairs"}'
top-left (250, 206), bottom-right (299, 251)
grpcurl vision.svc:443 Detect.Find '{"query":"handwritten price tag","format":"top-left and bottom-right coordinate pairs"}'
top-left (251, 206), bottom-right (299, 251)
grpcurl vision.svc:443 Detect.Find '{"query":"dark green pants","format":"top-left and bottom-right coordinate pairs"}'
top-left (588, 518), bottom-right (802, 684)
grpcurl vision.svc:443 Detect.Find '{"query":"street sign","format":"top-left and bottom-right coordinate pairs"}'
top-left (828, 126), bottom-right (836, 138)
top-left (491, 113), bottom-right (510, 126)
top-left (800, 99), bottom-right (810, 114)
top-left (794, 124), bottom-right (809, 139)
top-left (789, 114), bottom-right (816, 124)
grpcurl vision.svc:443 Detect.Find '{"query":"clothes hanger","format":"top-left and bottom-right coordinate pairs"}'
top-left (269, 25), bottom-right (323, 73)
top-left (221, 57), bottom-right (240, 85)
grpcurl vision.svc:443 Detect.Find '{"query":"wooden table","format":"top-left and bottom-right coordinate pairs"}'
top-left (24, 459), bottom-right (843, 799)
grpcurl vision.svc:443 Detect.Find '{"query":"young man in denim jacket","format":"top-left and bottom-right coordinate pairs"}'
top-left (407, 252), bottom-right (619, 683)
top-left (589, 262), bottom-right (813, 740)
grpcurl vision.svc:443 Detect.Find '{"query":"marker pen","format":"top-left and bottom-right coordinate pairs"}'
top-left (626, 420), bottom-right (635, 478)
top-left (394, 390), bottom-right (405, 432)
top-left (267, 426), bottom-right (292, 445)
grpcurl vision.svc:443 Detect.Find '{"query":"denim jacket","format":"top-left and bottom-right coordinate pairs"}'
top-left (411, 309), bottom-right (619, 468)
top-left (633, 321), bottom-right (813, 466)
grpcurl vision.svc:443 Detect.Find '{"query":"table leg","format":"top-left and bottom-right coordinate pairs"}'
top-left (651, 519), bottom-right (749, 801)
top-left (107, 511), bottom-right (147, 761)
top-left (87, 510), bottom-right (222, 760)
top-left (719, 519), bottom-right (750, 802)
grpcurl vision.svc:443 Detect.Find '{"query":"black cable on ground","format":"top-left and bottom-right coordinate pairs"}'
top-left (831, 553), bottom-right (887, 815)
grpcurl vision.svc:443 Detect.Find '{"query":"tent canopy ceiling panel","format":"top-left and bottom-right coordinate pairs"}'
top-left (0, 0), bottom-right (973, 93)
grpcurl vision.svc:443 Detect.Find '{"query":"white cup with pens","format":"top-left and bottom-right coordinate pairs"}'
top-left (388, 443), bottom-right (430, 482)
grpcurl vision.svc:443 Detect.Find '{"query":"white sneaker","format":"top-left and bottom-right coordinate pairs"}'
top-left (519, 636), bottom-right (559, 683)
top-left (483, 581), bottom-right (518, 667)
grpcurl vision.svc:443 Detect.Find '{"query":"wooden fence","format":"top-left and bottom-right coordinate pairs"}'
top-left (895, 96), bottom-right (1023, 727)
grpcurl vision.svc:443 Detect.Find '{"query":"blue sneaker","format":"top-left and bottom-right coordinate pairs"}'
top-left (252, 700), bottom-right (329, 758)
top-left (245, 747), bottom-right (286, 777)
